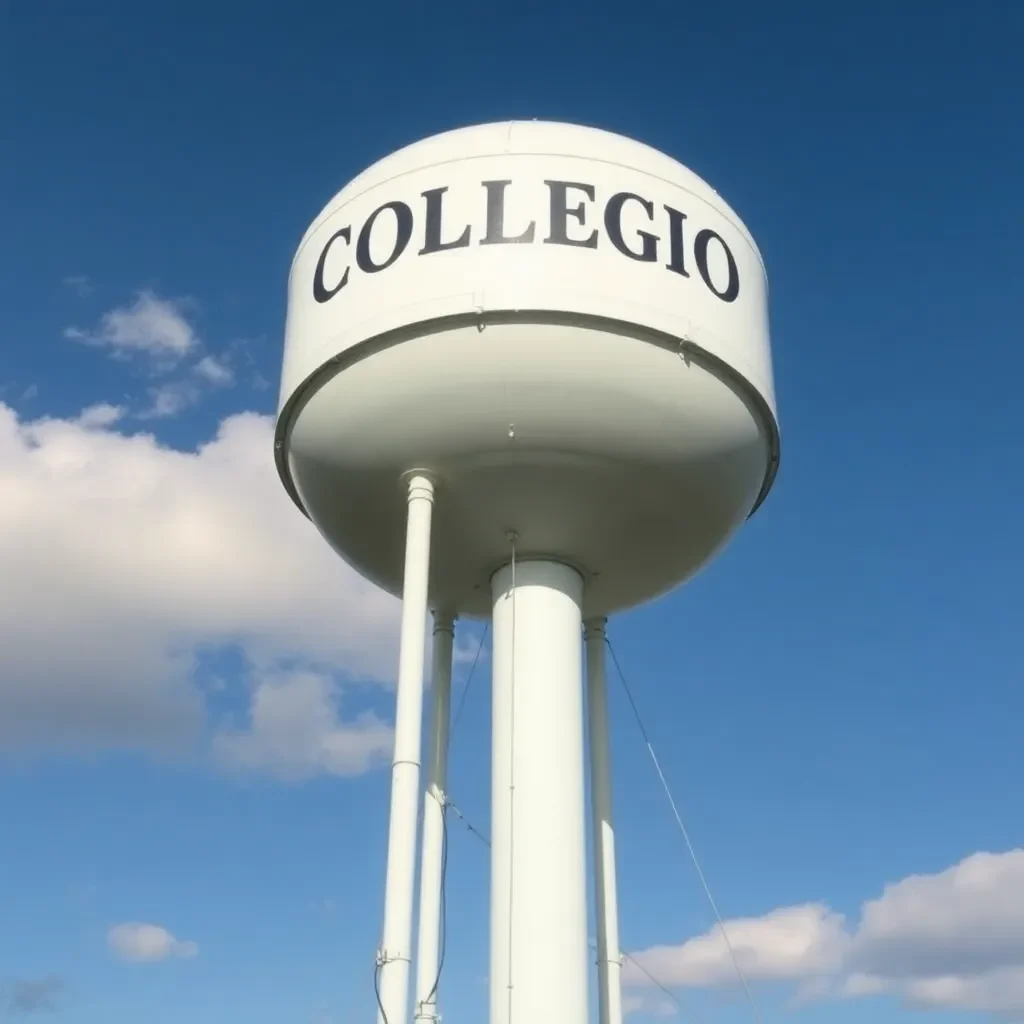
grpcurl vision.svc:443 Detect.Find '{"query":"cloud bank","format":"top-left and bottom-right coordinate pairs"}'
top-left (625, 849), bottom-right (1024, 1020)
top-left (0, 401), bottom-right (399, 775)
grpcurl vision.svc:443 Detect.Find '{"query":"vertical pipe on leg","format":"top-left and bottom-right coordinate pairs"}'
top-left (490, 559), bottom-right (589, 1024)
top-left (585, 618), bottom-right (623, 1024)
top-left (377, 474), bottom-right (436, 1024)
top-left (414, 612), bottom-right (456, 1024)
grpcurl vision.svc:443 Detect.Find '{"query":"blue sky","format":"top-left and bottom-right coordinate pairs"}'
top-left (1, 1), bottom-right (1022, 1022)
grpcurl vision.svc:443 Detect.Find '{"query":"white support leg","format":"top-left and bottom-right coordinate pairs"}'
top-left (377, 474), bottom-right (436, 1024)
top-left (585, 618), bottom-right (623, 1024)
top-left (414, 611), bottom-right (456, 1024)
top-left (490, 559), bottom-right (589, 1024)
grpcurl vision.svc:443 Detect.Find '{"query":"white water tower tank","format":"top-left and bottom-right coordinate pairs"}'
top-left (275, 120), bottom-right (779, 1024)
top-left (276, 120), bottom-right (778, 618)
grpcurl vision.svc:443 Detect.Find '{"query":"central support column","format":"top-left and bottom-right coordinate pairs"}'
top-left (490, 559), bottom-right (589, 1024)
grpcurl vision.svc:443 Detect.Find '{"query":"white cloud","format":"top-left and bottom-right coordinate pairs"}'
top-left (213, 669), bottom-right (393, 781)
top-left (65, 290), bottom-right (196, 364)
top-left (194, 355), bottom-right (234, 386)
top-left (623, 992), bottom-right (677, 1018)
top-left (64, 292), bottom-right (247, 418)
top-left (624, 903), bottom-right (849, 989)
top-left (882, 968), bottom-right (1024, 1017)
top-left (107, 922), bottom-right (198, 962)
top-left (0, 401), bottom-right (400, 762)
top-left (624, 849), bottom-right (1024, 1020)
top-left (851, 850), bottom-right (1024, 973)
top-left (76, 402), bottom-right (125, 429)
top-left (5, 975), bottom-right (66, 1013)
top-left (843, 850), bottom-right (1024, 1017)
top-left (138, 379), bottom-right (203, 419)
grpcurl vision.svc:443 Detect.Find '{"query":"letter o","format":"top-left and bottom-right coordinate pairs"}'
top-left (694, 228), bottom-right (739, 303)
top-left (356, 201), bottom-right (414, 273)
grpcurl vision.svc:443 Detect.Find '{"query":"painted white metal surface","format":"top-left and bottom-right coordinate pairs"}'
top-left (377, 475), bottom-right (435, 1024)
top-left (414, 612), bottom-right (455, 1024)
top-left (280, 121), bottom-right (773, 410)
top-left (490, 560), bottom-right (589, 1024)
top-left (276, 120), bottom-right (779, 618)
top-left (585, 618), bottom-right (624, 1024)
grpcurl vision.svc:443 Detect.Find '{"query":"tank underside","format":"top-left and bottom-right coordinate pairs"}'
top-left (277, 315), bottom-right (777, 618)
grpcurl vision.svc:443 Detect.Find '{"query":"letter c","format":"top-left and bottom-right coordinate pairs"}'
top-left (312, 227), bottom-right (351, 303)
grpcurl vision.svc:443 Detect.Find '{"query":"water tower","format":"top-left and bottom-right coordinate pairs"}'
top-left (275, 121), bottom-right (779, 1024)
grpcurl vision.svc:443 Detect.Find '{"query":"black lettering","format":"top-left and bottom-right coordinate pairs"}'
top-left (543, 180), bottom-right (598, 248)
top-left (356, 201), bottom-right (414, 273)
top-left (316, 183), bottom-right (740, 301)
top-left (480, 180), bottom-right (535, 245)
top-left (419, 187), bottom-right (471, 254)
top-left (694, 228), bottom-right (739, 302)
top-left (605, 192), bottom-right (658, 262)
top-left (664, 206), bottom-right (689, 278)
top-left (312, 227), bottom-right (351, 303)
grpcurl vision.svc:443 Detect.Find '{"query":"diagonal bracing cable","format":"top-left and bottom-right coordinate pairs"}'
top-left (451, 621), bottom-right (489, 736)
top-left (444, 627), bottom-right (747, 1022)
top-left (605, 638), bottom-right (764, 1024)
top-left (448, 798), bottom-right (702, 1021)
top-left (621, 949), bottom-right (683, 1009)
top-left (420, 615), bottom-right (489, 1013)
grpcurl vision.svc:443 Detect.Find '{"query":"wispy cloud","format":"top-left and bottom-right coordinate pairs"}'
top-left (213, 669), bottom-right (393, 781)
top-left (193, 355), bottom-right (234, 387)
top-left (64, 291), bottom-right (246, 418)
top-left (623, 992), bottom-right (677, 1018)
top-left (5, 976), bottom-right (66, 1014)
top-left (62, 274), bottom-right (93, 298)
top-left (137, 380), bottom-right (203, 419)
top-left (107, 922), bottom-right (198, 963)
top-left (76, 402), bottom-right (125, 429)
top-left (65, 290), bottom-right (196, 367)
